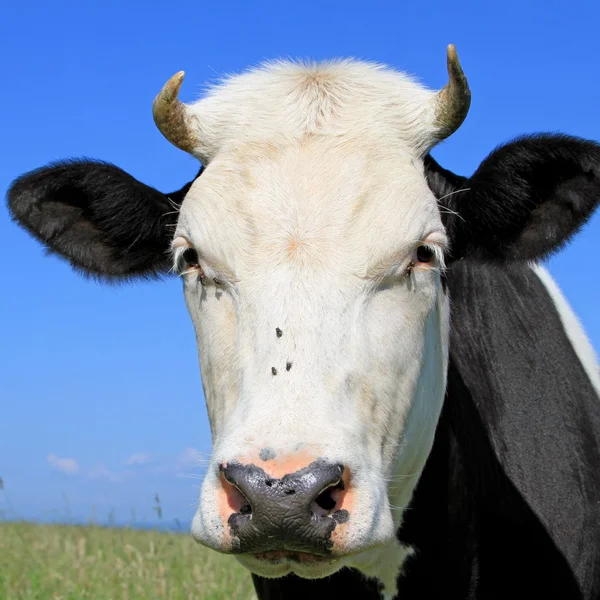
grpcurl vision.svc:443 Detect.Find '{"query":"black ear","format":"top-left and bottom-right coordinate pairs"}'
top-left (7, 160), bottom-right (200, 280)
top-left (427, 134), bottom-right (600, 262)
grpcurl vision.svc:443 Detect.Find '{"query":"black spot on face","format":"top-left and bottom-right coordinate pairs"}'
top-left (271, 367), bottom-right (277, 376)
top-left (286, 362), bottom-right (292, 371)
top-left (276, 328), bottom-right (283, 338)
top-left (332, 509), bottom-right (350, 524)
top-left (259, 448), bottom-right (276, 461)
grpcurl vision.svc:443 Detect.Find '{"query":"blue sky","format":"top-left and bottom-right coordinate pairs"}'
top-left (2, 0), bottom-right (600, 525)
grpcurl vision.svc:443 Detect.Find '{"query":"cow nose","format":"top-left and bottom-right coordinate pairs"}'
top-left (219, 460), bottom-right (349, 555)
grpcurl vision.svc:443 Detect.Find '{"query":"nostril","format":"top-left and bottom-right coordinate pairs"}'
top-left (228, 482), bottom-right (252, 515)
top-left (312, 481), bottom-right (344, 516)
top-left (220, 468), bottom-right (253, 516)
top-left (315, 488), bottom-right (336, 511)
top-left (239, 503), bottom-right (252, 515)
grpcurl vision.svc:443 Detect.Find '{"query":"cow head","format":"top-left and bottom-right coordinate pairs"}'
top-left (8, 46), bottom-right (600, 590)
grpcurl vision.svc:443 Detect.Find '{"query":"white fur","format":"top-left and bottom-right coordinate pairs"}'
top-left (174, 59), bottom-right (451, 590)
top-left (532, 264), bottom-right (600, 397)
top-left (185, 59), bottom-right (439, 164)
top-left (356, 537), bottom-right (414, 599)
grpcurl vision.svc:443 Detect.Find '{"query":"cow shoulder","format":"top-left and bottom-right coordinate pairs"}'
top-left (446, 259), bottom-right (600, 597)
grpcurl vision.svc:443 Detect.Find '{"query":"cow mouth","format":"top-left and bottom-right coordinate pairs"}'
top-left (252, 550), bottom-right (336, 565)
top-left (239, 549), bottom-right (345, 579)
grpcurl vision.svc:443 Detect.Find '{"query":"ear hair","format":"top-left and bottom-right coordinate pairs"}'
top-left (7, 159), bottom-right (202, 281)
top-left (426, 134), bottom-right (600, 262)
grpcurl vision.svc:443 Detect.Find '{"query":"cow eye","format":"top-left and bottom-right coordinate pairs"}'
top-left (182, 248), bottom-right (200, 268)
top-left (178, 247), bottom-right (209, 285)
top-left (416, 245), bottom-right (435, 264)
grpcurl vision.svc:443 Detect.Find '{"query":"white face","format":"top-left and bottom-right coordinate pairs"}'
top-left (173, 135), bottom-right (450, 578)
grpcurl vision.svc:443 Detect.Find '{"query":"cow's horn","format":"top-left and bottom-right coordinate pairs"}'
top-left (153, 71), bottom-right (198, 154)
top-left (434, 45), bottom-right (471, 139)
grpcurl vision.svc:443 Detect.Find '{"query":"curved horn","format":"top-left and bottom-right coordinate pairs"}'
top-left (434, 45), bottom-right (471, 139)
top-left (153, 71), bottom-right (198, 154)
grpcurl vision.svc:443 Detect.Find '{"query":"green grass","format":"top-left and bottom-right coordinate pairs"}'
top-left (0, 522), bottom-right (257, 600)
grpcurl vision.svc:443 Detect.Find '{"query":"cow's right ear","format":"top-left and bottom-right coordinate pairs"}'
top-left (7, 160), bottom-right (199, 280)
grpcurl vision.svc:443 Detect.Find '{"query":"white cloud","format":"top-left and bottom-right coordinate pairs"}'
top-left (87, 463), bottom-right (131, 483)
top-left (45, 449), bottom-right (207, 483)
top-left (47, 454), bottom-right (80, 475)
top-left (124, 453), bottom-right (151, 466)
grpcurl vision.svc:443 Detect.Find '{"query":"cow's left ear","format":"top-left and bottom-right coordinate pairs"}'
top-left (428, 134), bottom-right (600, 262)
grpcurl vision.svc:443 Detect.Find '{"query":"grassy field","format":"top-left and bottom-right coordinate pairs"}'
top-left (0, 521), bottom-right (257, 600)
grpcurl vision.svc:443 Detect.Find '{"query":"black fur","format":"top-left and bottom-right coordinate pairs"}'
top-left (427, 134), bottom-right (600, 262)
top-left (6, 160), bottom-right (200, 280)
top-left (251, 567), bottom-right (382, 599)
top-left (394, 261), bottom-right (600, 599)
top-left (6, 134), bottom-right (600, 598)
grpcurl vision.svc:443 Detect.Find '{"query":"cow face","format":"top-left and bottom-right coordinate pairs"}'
top-left (8, 46), bottom-right (600, 591)
top-left (175, 139), bottom-right (450, 576)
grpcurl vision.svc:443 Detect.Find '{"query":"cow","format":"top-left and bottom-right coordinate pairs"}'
top-left (7, 45), bottom-right (600, 599)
